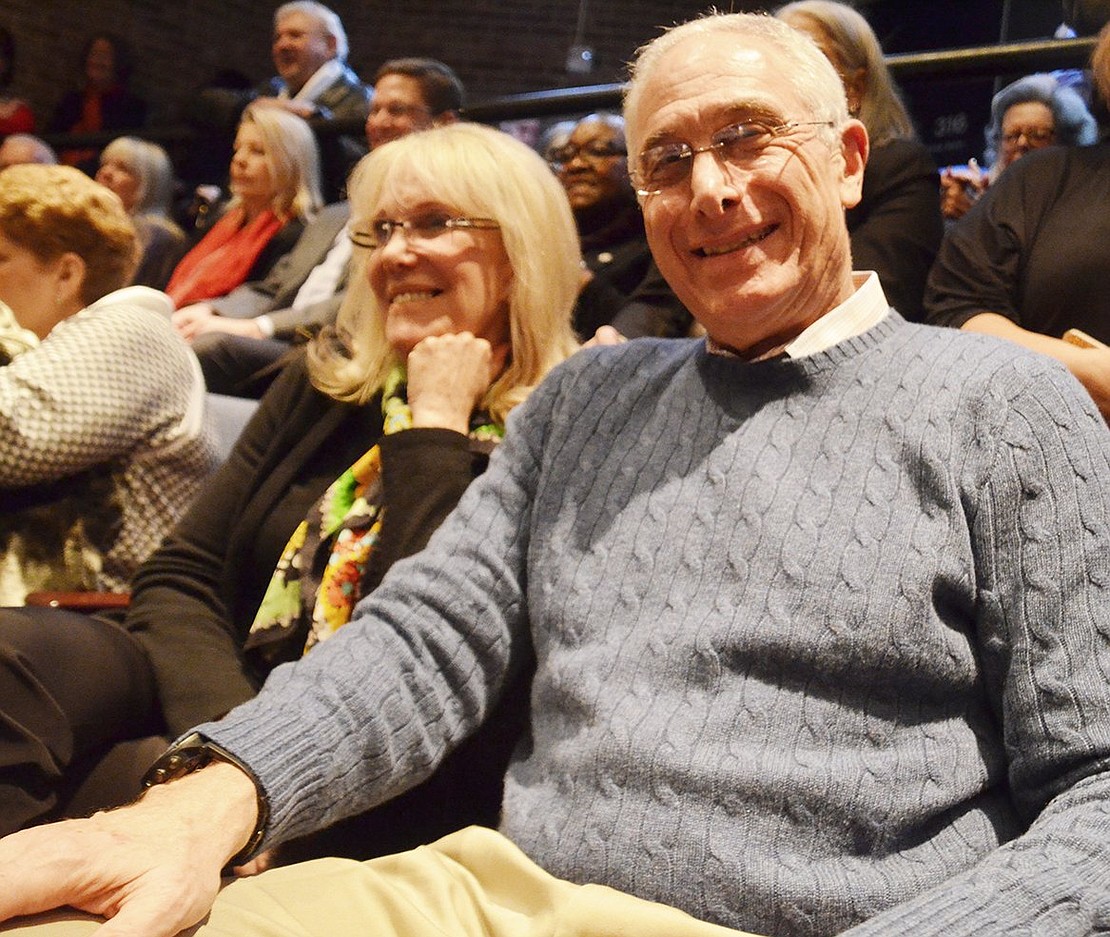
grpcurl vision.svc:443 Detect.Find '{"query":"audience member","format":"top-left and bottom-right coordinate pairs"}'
top-left (192, 2), bottom-right (369, 201)
top-left (939, 73), bottom-right (1098, 221)
top-left (776, 0), bottom-right (943, 322)
top-left (549, 112), bottom-right (690, 339)
top-left (47, 33), bottom-right (147, 172)
top-left (0, 123), bottom-right (580, 852)
top-left (165, 105), bottom-right (322, 308)
top-left (926, 23), bottom-right (1110, 418)
top-left (96, 137), bottom-right (188, 290)
top-left (0, 27), bottom-right (34, 135)
top-left (0, 298), bottom-right (37, 364)
top-left (5, 12), bottom-right (1110, 937)
top-left (0, 165), bottom-right (216, 606)
top-left (180, 58), bottom-right (464, 398)
top-left (0, 133), bottom-right (55, 169)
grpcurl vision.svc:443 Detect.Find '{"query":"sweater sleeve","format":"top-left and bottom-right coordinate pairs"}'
top-left (0, 301), bottom-right (197, 486)
top-left (846, 359), bottom-right (1110, 934)
top-left (199, 371), bottom-right (556, 847)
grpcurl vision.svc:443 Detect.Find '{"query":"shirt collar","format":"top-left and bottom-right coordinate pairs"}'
top-left (706, 272), bottom-right (889, 361)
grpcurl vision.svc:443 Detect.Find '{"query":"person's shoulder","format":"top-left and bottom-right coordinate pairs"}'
top-left (899, 318), bottom-right (1079, 387)
top-left (543, 337), bottom-right (703, 400)
top-left (325, 65), bottom-right (371, 102)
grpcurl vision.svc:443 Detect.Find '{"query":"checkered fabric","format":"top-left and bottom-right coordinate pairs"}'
top-left (0, 286), bottom-right (219, 591)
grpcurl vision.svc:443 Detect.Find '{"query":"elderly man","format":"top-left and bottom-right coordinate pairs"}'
top-left (178, 57), bottom-right (464, 398)
top-left (5, 12), bottom-right (1110, 937)
top-left (193, 2), bottom-right (369, 201)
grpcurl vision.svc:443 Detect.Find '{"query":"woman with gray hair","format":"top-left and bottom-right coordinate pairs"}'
top-left (96, 137), bottom-right (189, 289)
top-left (940, 73), bottom-right (1098, 220)
top-left (776, 0), bottom-right (943, 322)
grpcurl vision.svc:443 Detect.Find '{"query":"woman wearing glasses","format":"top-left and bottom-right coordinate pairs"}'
top-left (0, 122), bottom-right (581, 856)
top-left (926, 25), bottom-right (1110, 419)
top-left (547, 112), bottom-right (689, 340)
top-left (938, 73), bottom-right (1097, 222)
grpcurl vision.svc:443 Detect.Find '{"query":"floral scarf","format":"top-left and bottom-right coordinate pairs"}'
top-left (244, 368), bottom-right (503, 664)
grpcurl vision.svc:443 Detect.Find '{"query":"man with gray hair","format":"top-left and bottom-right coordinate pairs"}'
top-left (193, 2), bottom-right (369, 200)
top-left (4, 12), bottom-right (1110, 937)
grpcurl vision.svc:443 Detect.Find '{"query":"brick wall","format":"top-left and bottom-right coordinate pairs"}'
top-left (4, 0), bottom-right (763, 131)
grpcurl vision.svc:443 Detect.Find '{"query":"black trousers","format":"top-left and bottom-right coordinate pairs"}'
top-left (0, 606), bottom-right (160, 834)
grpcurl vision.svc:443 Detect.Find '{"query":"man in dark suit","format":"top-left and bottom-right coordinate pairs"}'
top-left (178, 58), bottom-right (465, 398)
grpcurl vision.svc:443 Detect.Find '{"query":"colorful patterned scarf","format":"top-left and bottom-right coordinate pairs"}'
top-left (244, 368), bottom-right (502, 664)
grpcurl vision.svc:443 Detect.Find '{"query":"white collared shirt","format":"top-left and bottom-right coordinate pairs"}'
top-left (707, 272), bottom-right (889, 361)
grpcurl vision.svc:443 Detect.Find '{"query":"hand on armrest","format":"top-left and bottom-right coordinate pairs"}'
top-left (0, 761), bottom-right (258, 935)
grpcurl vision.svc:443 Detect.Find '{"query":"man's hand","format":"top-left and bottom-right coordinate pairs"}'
top-left (250, 97), bottom-right (316, 119)
top-left (0, 763), bottom-right (258, 936)
top-left (407, 332), bottom-right (506, 434)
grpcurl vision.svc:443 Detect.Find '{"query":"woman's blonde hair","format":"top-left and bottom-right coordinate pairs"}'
top-left (307, 122), bottom-right (581, 424)
top-left (100, 136), bottom-right (176, 217)
top-left (0, 164), bottom-right (137, 305)
top-left (236, 104), bottom-right (323, 222)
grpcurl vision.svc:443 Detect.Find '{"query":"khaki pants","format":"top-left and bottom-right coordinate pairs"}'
top-left (2, 826), bottom-right (759, 937)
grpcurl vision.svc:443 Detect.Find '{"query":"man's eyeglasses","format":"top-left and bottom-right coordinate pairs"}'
top-left (632, 118), bottom-right (834, 196)
top-left (349, 214), bottom-right (501, 250)
top-left (547, 140), bottom-right (626, 167)
top-left (1000, 127), bottom-right (1055, 146)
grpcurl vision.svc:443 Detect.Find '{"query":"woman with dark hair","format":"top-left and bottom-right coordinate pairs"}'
top-left (776, 0), bottom-right (944, 322)
top-left (0, 26), bottom-right (34, 135)
top-left (47, 33), bottom-right (147, 171)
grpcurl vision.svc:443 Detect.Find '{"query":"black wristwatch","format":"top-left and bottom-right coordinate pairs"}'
top-left (142, 732), bottom-right (270, 867)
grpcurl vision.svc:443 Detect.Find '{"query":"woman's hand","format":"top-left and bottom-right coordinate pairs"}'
top-left (407, 332), bottom-right (506, 434)
top-left (940, 164), bottom-right (987, 221)
top-left (171, 303), bottom-right (217, 343)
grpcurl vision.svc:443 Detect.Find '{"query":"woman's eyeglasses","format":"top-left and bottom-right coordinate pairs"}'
top-left (349, 214), bottom-right (501, 250)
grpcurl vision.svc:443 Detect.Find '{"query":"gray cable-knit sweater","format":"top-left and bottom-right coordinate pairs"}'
top-left (206, 313), bottom-right (1110, 936)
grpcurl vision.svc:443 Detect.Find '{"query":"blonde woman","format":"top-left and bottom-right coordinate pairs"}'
top-left (166, 104), bottom-right (322, 309)
top-left (0, 123), bottom-right (580, 851)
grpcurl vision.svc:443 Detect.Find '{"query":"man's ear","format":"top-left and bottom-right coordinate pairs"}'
top-left (432, 111), bottom-right (459, 128)
top-left (837, 118), bottom-right (869, 211)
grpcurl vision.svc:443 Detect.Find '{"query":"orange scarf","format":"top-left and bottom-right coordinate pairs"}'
top-left (166, 207), bottom-right (285, 307)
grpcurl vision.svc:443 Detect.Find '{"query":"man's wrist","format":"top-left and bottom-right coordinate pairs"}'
top-left (143, 732), bottom-right (269, 867)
